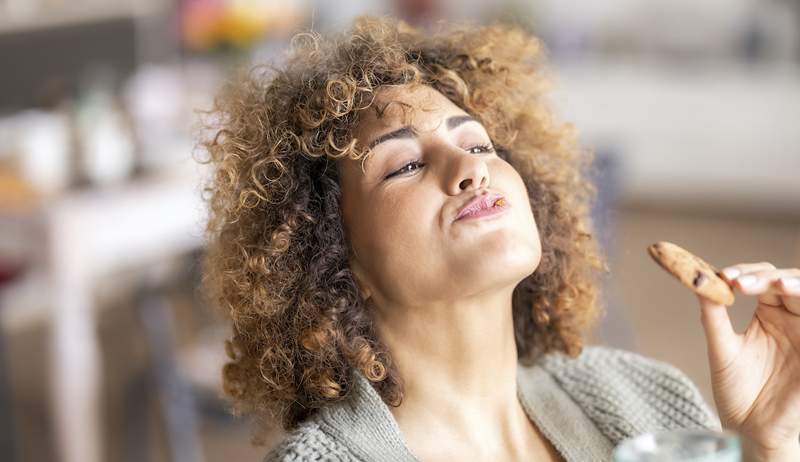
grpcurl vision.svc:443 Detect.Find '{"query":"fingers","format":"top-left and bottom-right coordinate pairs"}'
top-left (720, 264), bottom-right (800, 315)
top-left (720, 262), bottom-right (777, 281)
top-left (732, 269), bottom-right (800, 291)
top-left (697, 294), bottom-right (741, 372)
top-left (774, 277), bottom-right (800, 315)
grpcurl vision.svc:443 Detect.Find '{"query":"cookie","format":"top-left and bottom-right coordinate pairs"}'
top-left (647, 241), bottom-right (735, 306)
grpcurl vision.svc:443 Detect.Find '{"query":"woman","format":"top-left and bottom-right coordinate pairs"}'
top-left (201, 15), bottom-right (800, 461)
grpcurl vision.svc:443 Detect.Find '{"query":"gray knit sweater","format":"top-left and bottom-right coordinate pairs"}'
top-left (264, 346), bottom-right (721, 461)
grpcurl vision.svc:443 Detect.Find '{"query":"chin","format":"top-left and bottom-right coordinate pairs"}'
top-left (470, 244), bottom-right (541, 284)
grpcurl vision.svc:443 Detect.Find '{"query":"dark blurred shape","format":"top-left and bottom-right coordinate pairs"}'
top-left (0, 18), bottom-right (137, 111)
top-left (0, 324), bottom-right (17, 462)
top-left (132, 281), bottom-right (204, 462)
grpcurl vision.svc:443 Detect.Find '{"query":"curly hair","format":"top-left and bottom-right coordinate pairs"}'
top-left (200, 15), bottom-right (607, 438)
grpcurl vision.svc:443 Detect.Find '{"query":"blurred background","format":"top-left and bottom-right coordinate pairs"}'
top-left (0, 0), bottom-right (798, 461)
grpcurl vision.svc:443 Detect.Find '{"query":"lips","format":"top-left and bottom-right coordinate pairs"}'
top-left (454, 193), bottom-right (507, 221)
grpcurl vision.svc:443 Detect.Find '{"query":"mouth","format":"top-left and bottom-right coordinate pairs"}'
top-left (454, 193), bottom-right (510, 222)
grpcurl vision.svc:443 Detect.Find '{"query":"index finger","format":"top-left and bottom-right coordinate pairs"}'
top-left (720, 262), bottom-right (777, 282)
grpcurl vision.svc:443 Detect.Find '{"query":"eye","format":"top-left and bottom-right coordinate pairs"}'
top-left (465, 143), bottom-right (494, 154)
top-left (384, 144), bottom-right (495, 180)
top-left (386, 160), bottom-right (424, 179)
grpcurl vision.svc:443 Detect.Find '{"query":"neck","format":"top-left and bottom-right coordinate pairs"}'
top-left (371, 288), bottom-right (524, 441)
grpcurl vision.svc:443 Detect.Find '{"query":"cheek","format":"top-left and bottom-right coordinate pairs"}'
top-left (372, 192), bottom-right (434, 249)
top-left (356, 190), bottom-right (442, 270)
top-left (499, 165), bottom-right (535, 221)
top-left (502, 171), bottom-right (541, 251)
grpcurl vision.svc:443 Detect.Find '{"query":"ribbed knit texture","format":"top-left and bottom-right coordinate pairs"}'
top-left (264, 346), bottom-right (721, 461)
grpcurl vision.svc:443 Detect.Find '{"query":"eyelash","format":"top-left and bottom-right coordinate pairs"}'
top-left (385, 143), bottom-right (495, 179)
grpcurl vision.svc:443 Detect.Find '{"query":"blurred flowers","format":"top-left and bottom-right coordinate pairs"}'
top-left (180, 0), bottom-right (304, 51)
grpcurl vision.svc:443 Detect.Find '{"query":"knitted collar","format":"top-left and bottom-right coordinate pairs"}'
top-left (313, 358), bottom-right (614, 461)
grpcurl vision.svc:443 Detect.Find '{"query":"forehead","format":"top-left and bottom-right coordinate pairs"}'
top-left (354, 84), bottom-right (467, 139)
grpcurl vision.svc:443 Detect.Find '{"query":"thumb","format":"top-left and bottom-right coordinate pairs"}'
top-left (697, 294), bottom-right (741, 371)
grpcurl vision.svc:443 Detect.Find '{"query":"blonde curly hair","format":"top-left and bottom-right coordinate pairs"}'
top-left (200, 15), bottom-right (606, 438)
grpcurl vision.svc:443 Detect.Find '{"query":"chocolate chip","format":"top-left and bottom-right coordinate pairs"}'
top-left (693, 272), bottom-right (706, 288)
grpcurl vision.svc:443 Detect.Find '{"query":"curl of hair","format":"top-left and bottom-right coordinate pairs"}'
top-left (200, 15), bottom-right (607, 438)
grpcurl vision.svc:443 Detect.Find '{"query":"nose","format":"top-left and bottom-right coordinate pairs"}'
top-left (448, 151), bottom-right (490, 195)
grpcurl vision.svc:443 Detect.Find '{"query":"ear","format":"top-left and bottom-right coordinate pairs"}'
top-left (349, 257), bottom-right (373, 301)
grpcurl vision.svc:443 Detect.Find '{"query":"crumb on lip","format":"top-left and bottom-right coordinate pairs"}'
top-left (457, 194), bottom-right (505, 219)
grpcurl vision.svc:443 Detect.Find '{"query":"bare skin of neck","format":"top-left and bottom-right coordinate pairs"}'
top-left (372, 290), bottom-right (565, 462)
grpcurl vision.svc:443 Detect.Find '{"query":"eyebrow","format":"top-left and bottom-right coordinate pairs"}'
top-left (366, 115), bottom-right (478, 150)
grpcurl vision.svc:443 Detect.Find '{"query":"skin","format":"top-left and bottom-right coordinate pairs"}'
top-left (337, 83), bottom-right (800, 460)
top-left (336, 83), bottom-right (560, 461)
top-left (701, 264), bottom-right (800, 461)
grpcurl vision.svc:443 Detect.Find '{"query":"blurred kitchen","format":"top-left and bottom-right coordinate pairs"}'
top-left (0, 0), bottom-right (798, 461)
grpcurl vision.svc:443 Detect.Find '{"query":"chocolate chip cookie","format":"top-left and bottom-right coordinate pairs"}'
top-left (647, 241), bottom-right (735, 306)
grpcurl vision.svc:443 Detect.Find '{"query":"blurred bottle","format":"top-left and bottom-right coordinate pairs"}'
top-left (122, 64), bottom-right (189, 174)
top-left (74, 66), bottom-right (136, 187)
top-left (12, 108), bottom-right (74, 198)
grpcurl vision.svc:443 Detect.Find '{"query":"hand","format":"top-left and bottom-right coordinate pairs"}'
top-left (696, 262), bottom-right (800, 459)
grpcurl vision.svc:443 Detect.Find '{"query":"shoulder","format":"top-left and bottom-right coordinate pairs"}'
top-left (539, 345), bottom-right (703, 391)
top-left (537, 345), bottom-right (721, 442)
top-left (263, 420), bottom-right (359, 462)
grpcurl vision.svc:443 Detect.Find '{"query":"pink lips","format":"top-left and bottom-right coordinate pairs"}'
top-left (454, 193), bottom-right (509, 221)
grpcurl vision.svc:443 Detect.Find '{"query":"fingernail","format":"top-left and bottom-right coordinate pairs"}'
top-left (781, 277), bottom-right (800, 288)
top-left (722, 268), bottom-right (740, 280)
top-left (738, 274), bottom-right (757, 286)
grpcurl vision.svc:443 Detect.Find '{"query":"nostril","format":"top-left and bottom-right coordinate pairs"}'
top-left (459, 179), bottom-right (472, 189)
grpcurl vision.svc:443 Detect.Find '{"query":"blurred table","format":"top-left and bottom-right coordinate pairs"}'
top-left (1, 166), bottom-right (206, 462)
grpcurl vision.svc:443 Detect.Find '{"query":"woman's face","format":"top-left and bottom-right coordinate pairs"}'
top-left (337, 84), bottom-right (541, 308)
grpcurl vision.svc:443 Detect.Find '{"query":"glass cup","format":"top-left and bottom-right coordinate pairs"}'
top-left (613, 429), bottom-right (741, 462)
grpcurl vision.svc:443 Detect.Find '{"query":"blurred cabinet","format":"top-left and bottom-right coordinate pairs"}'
top-left (0, 0), bottom-right (175, 110)
top-left (552, 61), bottom-right (800, 216)
top-left (0, 0), bottom-right (166, 34)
